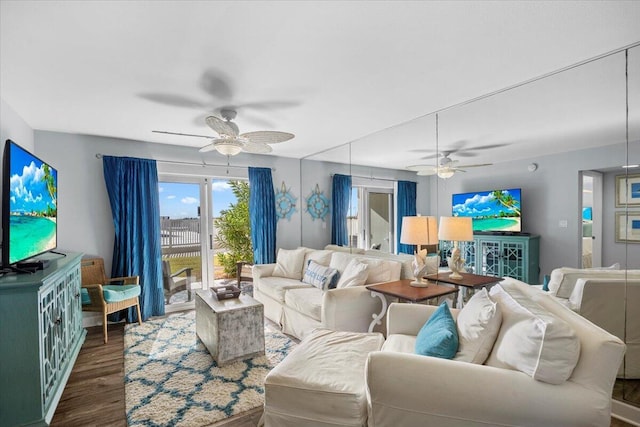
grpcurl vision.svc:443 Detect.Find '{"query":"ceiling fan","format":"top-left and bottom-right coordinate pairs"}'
top-left (406, 152), bottom-right (492, 179)
top-left (152, 108), bottom-right (294, 156)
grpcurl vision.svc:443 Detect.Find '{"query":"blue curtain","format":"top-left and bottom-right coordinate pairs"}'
top-left (103, 156), bottom-right (164, 321)
top-left (248, 167), bottom-right (277, 264)
top-left (397, 180), bottom-right (417, 254)
top-left (331, 174), bottom-right (352, 246)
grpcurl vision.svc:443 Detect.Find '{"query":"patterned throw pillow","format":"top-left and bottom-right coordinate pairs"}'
top-left (302, 260), bottom-right (340, 290)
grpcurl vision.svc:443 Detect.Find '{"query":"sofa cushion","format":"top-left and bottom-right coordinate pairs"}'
top-left (273, 247), bottom-right (307, 280)
top-left (337, 259), bottom-right (369, 288)
top-left (381, 334), bottom-right (416, 354)
top-left (453, 288), bottom-right (502, 364)
top-left (302, 260), bottom-right (339, 290)
top-left (329, 251), bottom-right (356, 274)
top-left (284, 287), bottom-right (324, 321)
top-left (415, 302), bottom-right (459, 359)
top-left (302, 249), bottom-right (333, 275)
top-left (486, 283), bottom-right (581, 384)
top-left (256, 276), bottom-right (312, 302)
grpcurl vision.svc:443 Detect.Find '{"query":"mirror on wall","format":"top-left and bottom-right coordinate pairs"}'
top-left (297, 43), bottom-right (639, 407)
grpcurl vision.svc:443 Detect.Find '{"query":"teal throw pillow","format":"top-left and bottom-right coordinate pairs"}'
top-left (415, 302), bottom-right (459, 359)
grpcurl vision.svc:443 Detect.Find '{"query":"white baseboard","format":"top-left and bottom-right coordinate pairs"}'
top-left (612, 399), bottom-right (640, 426)
top-left (82, 312), bottom-right (102, 328)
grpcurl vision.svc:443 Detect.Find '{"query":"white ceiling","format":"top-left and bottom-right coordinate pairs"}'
top-left (1, 1), bottom-right (640, 167)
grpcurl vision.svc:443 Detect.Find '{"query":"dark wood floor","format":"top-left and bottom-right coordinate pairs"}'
top-left (53, 322), bottom-right (635, 427)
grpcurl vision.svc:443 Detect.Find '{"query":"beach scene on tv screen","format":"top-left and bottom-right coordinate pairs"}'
top-left (8, 145), bottom-right (57, 264)
top-left (453, 189), bottom-right (521, 232)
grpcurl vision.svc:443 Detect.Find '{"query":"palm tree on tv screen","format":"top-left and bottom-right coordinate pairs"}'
top-left (491, 190), bottom-right (520, 216)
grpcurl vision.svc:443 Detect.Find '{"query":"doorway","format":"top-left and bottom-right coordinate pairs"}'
top-left (158, 176), bottom-right (243, 309)
top-left (579, 171), bottom-right (603, 268)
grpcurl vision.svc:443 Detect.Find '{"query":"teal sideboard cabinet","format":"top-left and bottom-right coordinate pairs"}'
top-left (0, 253), bottom-right (86, 427)
top-left (441, 234), bottom-right (541, 285)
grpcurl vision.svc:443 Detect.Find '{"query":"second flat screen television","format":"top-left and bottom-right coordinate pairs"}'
top-left (452, 188), bottom-right (522, 233)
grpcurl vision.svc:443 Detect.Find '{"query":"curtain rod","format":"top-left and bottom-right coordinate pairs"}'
top-left (331, 173), bottom-right (412, 183)
top-left (94, 154), bottom-right (275, 171)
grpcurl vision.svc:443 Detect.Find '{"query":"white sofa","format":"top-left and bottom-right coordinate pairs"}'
top-left (366, 278), bottom-right (626, 427)
top-left (544, 266), bottom-right (640, 378)
top-left (253, 246), bottom-right (434, 340)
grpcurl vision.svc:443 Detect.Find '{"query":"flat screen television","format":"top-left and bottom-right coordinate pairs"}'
top-left (2, 140), bottom-right (58, 266)
top-left (452, 188), bottom-right (522, 233)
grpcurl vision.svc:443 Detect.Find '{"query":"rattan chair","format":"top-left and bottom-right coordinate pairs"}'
top-left (80, 257), bottom-right (142, 343)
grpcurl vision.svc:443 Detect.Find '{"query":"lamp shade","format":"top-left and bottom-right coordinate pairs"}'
top-left (438, 216), bottom-right (473, 242)
top-left (400, 216), bottom-right (438, 245)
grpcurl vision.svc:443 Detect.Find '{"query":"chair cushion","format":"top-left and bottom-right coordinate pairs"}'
top-left (81, 284), bottom-right (141, 305)
top-left (415, 302), bottom-right (459, 359)
top-left (284, 287), bottom-right (324, 321)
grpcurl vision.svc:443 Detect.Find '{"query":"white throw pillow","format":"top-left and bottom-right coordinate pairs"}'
top-left (272, 247), bottom-right (307, 280)
top-left (357, 258), bottom-right (392, 284)
top-left (453, 288), bottom-right (502, 364)
top-left (486, 284), bottom-right (580, 384)
top-left (336, 259), bottom-right (369, 288)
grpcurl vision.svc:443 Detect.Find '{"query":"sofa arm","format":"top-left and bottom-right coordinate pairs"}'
top-left (386, 303), bottom-right (460, 336)
top-left (322, 286), bottom-right (383, 333)
top-left (365, 351), bottom-right (611, 427)
top-left (252, 263), bottom-right (276, 279)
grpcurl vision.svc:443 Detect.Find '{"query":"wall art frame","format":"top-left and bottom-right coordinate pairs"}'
top-left (615, 211), bottom-right (640, 243)
top-left (615, 173), bottom-right (640, 207)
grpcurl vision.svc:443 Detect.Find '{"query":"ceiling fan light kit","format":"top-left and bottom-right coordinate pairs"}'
top-left (214, 139), bottom-right (244, 156)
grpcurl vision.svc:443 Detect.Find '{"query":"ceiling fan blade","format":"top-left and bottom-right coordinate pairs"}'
top-left (229, 100), bottom-right (301, 111)
top-left (152, 130), bottom-right (212, 138)
top-left (240, 131), bottom-right (294, 144)
top-left (198, 139), bottom-right (221, 153)
top-left (199, 68), bottom-right (234, 101)
top-left (416, 169), bottom-right (438, 176)
top-left (405, 165), bottom-right (438, 175)
top-left (457, 163), bottom-right (493, 168)
top-left (206, 115), bottom-right (238, 136)
top-left (138, 93), bottom-right (206, 109)
top-left (243, 141), bottom-right (273, 154)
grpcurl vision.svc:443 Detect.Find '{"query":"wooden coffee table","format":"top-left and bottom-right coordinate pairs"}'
top-left (365, 279), bottom-right (459, 333)
top-left (424, 272), bottom-right (503, 307)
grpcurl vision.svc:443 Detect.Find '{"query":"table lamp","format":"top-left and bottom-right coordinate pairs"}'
top-left (400, 215), bottom-right (438, 287)
top-left (438, 216), bottom-right (473, 280)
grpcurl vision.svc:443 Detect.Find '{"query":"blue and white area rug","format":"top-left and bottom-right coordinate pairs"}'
top-left (124, 310), bottom-right (295, 426)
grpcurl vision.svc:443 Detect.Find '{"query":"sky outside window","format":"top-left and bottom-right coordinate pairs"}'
top-left (159, 180), bottom-right (238, 219)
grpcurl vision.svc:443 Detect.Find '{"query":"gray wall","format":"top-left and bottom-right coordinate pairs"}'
top-left (1, 98), bottom-right (34, 152)
top-left (34, 130), bottom-right (302, 273)
top-left (431, 141), bottom-right (640, 277)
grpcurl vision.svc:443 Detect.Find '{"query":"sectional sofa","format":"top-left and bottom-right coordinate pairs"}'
top-left (543, 266), bottom-right (640, 378)
top-left (253, 245), bottom-right (439, 339)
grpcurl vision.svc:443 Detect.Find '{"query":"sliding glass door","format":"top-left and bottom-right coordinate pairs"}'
top-left (158, 175), bottom-right (246, 308)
